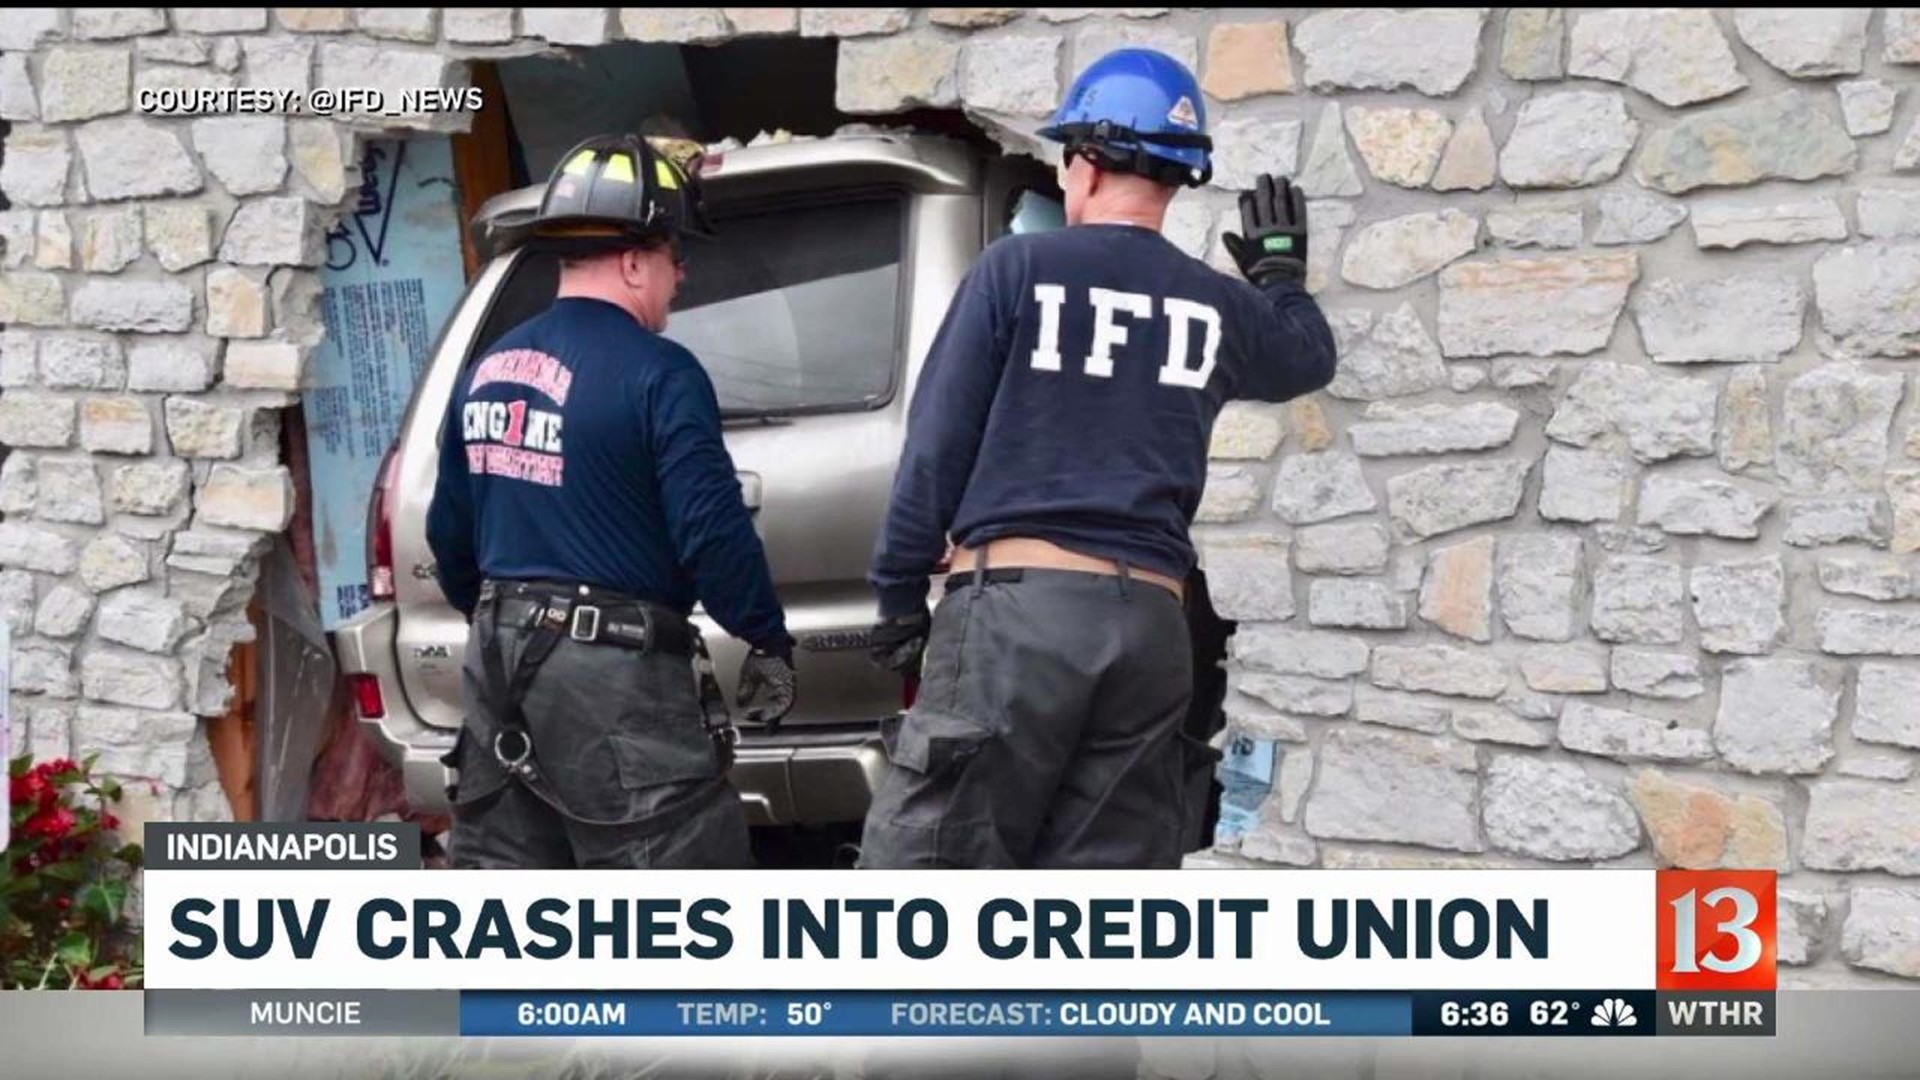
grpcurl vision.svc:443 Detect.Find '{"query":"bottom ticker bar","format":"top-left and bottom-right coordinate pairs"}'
top-left (141, 989), bottom-right (1775, 1038)
top-left (461, 991), bottom-right (1411, 1037)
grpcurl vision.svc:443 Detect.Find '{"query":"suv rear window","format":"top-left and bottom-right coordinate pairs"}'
top-left (468, 191), bottom-right (906, 417)
top-left (672, 192), bottom-right (904, 414)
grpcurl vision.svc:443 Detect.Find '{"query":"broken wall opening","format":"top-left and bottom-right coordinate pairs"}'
top-left (493, 37), bottom-right (1020, 179)
top-left (257, 34), bottom-right (1065, 839)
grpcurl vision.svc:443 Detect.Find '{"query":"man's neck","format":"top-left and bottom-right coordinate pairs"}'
top-left (1079, 206), bottom-right (1165, 232)
top-left (555, 281), bottom-right (641, 324)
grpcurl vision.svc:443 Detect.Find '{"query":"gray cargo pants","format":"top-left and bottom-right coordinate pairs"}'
top-left (443, 596), bottom-right (753, 869)
top-left (859, 565), bottom-right (1194, 869)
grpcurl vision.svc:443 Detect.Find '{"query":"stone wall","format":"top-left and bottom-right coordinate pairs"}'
top-left (0, 8), bottom-right (1914, 996)
top-left (1153, 8), bottom-right (1920, 995)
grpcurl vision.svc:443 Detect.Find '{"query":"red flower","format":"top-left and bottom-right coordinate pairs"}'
top-left (54, 897), bottom-right (70, 911)
top-left (44, 758), bottom-right (78, 776)
top-left (71, 968), bottom-right (126, 991)
top-left (23, 806), bottom-right (76, 841)
top-left (101, 814), bottom-right (121, 831)
top-left (10, 771), bottom-right (48, 806)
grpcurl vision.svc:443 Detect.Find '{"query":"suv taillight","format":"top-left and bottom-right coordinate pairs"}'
top-left (367, 441), bottom-right (401, 601)
top-left (348, 674), bottom-right (387, 719)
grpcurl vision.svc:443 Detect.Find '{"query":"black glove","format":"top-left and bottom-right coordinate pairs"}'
top-left (868, 610), bottom-right (932, 677)
top-left (1222, 174), bottom-right (1308, 288)
top-left (736, 646), bottom-right (797, 730)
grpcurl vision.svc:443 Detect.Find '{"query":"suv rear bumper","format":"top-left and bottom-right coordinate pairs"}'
top-left (330, 602), bottom-right (889, 826)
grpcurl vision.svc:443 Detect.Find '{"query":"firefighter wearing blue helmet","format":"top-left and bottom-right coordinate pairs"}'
top-left (859, 49), bottom-right (1339, 868)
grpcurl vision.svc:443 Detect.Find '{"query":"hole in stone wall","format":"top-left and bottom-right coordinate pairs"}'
top-left (492, 38), bottom-right (1023, 185)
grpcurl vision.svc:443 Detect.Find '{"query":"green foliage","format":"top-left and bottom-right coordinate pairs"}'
top-left (3, 754), bottom-right (143, 990)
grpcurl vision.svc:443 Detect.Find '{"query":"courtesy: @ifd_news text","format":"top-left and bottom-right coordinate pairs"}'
top-left (137, 85), bottom-right (485, 117)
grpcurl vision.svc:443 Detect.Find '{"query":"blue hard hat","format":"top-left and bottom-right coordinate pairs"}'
top-left (1039, 48), bottom-right (1213, 188)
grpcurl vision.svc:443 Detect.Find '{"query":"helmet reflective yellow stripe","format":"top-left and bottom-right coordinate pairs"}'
top-left (601, 153), bottom-right (636, 185)
top-left (561, 149), bottom-right (599, 177)
top-left (653, 158), bottom-right (680, 190)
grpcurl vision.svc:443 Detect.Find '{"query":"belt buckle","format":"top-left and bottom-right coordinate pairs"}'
top-left (570, 604), bottom-right (602, 642)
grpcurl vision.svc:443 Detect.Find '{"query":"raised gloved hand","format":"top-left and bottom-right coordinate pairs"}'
top-left (736, 645), bottom-right (797, 730)
top-left (868, 610), bottom-right (932, 677)
top-left (1222, 174), bottom-right (1308, 288)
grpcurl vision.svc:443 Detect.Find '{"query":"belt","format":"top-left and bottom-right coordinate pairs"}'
top-left (945, 567), bottom-right (1027, 593)
top-left (479, 579), bottom-right (696, 657)
top-left (948, 539), bottom-right (1186, 602)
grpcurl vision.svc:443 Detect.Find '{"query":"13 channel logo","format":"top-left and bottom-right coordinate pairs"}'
top-left (1656, 871), bottom-right (1776, 991)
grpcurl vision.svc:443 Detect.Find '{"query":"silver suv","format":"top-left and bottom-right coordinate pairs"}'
top-left (332, 133), bottom-right (1070, 825)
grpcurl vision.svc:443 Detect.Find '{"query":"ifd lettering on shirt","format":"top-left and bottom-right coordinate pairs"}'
top-left (462, 351), bottom-right (569, 488)
top-left (1029, 285), bottom-right (1220, 389)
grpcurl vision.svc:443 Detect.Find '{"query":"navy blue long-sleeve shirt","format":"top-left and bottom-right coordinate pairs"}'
top-left (427, 296), bottom-right (791, 652)
top-left (870, 223), bottom-right (1338, 618)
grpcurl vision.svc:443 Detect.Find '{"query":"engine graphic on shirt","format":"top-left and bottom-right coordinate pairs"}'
top-left (461, 348), bottom-right (570, 488)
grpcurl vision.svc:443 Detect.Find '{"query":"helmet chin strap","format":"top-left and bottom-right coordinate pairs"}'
top-left (1049, 120), bottom-right (1214, 190)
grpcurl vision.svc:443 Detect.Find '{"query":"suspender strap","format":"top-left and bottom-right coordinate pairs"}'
top-left (479, 592), bottom-right (567, 786)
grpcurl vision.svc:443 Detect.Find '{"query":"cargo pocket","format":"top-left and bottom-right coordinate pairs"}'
top-left (884, 709), bottom-right (996, 784)
top-left (541, 729), bottom-right (715, 827)
top-left (859, 707), bottom-right (1009, 868)
top-left (609, 654), bottom-right (728, 791)
top-left (609, 730), bottom-right (720, 792)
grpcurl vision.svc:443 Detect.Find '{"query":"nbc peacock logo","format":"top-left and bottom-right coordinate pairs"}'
top-left (1590, 998), bottom-right (1637, 1028)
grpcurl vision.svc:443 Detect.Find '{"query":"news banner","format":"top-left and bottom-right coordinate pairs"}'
top-left (141, 824), bottom-right (1777, 1039)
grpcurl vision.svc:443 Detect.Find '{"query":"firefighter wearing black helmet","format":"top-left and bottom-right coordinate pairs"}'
top-left (427, 133), bottom-right (796, 869)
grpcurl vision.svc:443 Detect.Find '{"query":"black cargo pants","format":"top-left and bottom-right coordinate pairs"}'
top-left (443, 594), bottom-right (753, 869)
top-left (859, 565), bottom-right (1195, 869)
